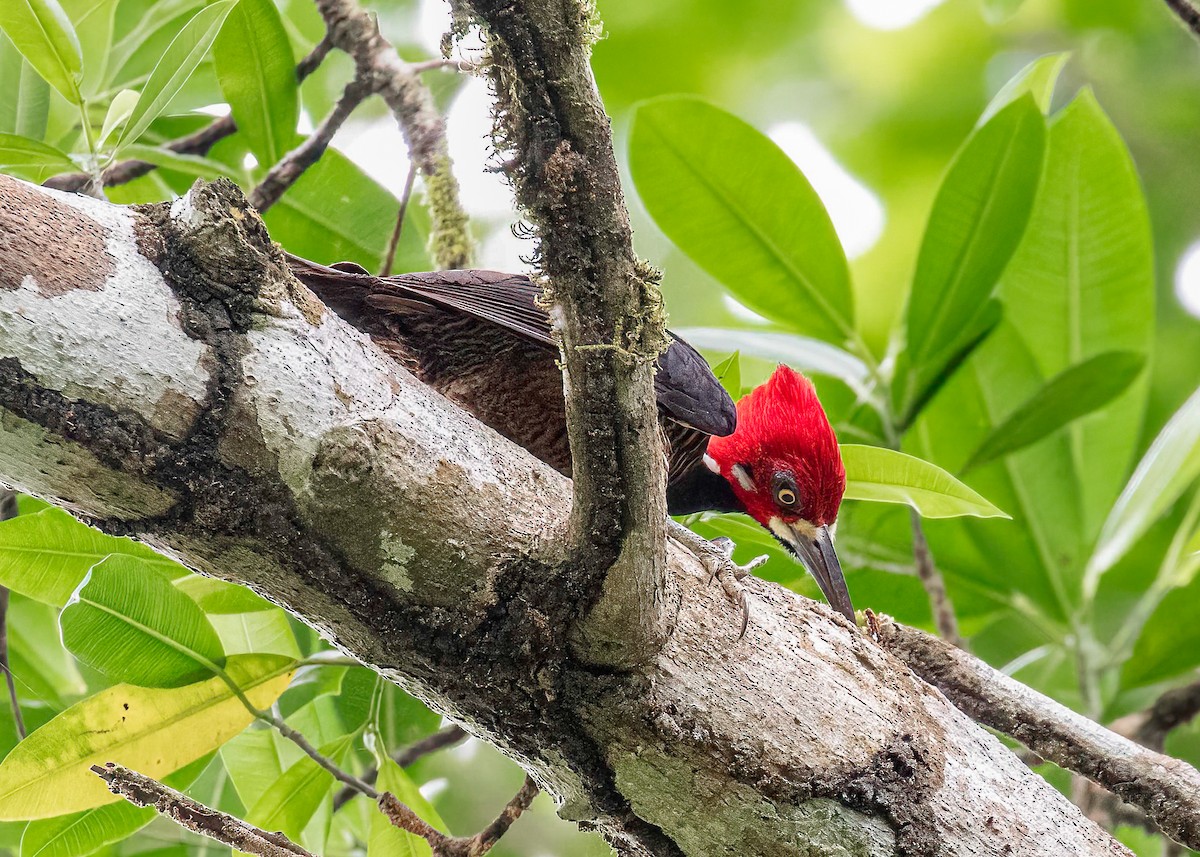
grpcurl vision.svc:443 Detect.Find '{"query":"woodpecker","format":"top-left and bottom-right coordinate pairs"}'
top-left (287, 256), bottom-right (853, 620)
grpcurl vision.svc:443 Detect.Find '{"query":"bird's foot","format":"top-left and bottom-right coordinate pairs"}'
top-left (668, 521), bottom-right (768, 639)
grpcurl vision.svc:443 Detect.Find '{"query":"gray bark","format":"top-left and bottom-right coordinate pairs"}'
top-left (0, 175), bottom-right (1133, 856)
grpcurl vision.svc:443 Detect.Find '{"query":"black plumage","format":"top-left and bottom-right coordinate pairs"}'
top-left (286, 255), bottom-right (740, 515)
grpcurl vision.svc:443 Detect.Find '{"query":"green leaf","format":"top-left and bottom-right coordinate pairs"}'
top-left (710, 352), bottom-right (741, 400)
top-left (630, 96), bottom-right (854, 343)
top-left (221, 728), bottom-right (293, 810)
top-left (106, 0), bottom-right (200, 89)
top-left (981, 53), bottom-right (1069, 123)
top-left (964, 351), bottom-right (1146, 473)
top-left (1088, 386), bottom-right (1200, 584)
top-left (59, 0), bottom-right (116, 98)
top-left (841, 444), bottom-right (1008, 519)
top-left (236, 735), bottom-right (353, 857)
top-left (1000, 90), bottom-right (1155, 551)
top-left (118, 141), bottom-right (237, 180)
top-left (897, 299), bottom-right (1002, 430)
top-left (60, 554), bottom-right (226, 687)
top-left (675, 327), bottom-right (873, 401)
top-left (896, 95), bottom-right (1045, 421)
top-left (0, 654), bottom-right (294, 819)
top-left (116, 0), bottom-right (235, 149)
top-left (8, 595), bottom-right (85, 706)
top-left (97, 88), bottom-right (136, 146)
top-left (0, 0), bottom-right (82, 104)
top-left (20, 799), bottom-right (149, 857)
top-left (981, 0), bottom-right (1028, 25)
top-left (18, 754), bottom-right (211, 857)
top-left (0, 33), bottom-right (51, 139)
top-left (174, 576), bottom-right (300, 658)
top-left (368, 757), bottom-right (447, 857)
top-left (1123, 573), bottom-right (1200, 687)
top-left (0, 507), bottom-right (185, 607)
top-left (0, 133), bottom-right (75, 174)
top-left (212, 0), bottom-right (297, 166)
top-left (262, 148), bottom-right (429, 273)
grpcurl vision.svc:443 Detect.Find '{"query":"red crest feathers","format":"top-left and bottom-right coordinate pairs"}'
top-left (707, 365), bottom-right (845, 526)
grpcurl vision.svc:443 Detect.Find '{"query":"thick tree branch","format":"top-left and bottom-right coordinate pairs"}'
top-left (450, 0), bottom-right (672, 670)
top-left (878, 618), bottom-right (1200, 850)
top-left (315, 0), bottom-right (472, 270)
top-left (0, 176), bottom-right (1138, 855)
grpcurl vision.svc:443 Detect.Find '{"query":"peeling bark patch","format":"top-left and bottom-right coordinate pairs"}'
top-left (0, 181), bottom-right (112, 294)
top-left (813, 732), bottom-right (944, 857)
top-left (0, 357), bottom-right (169, 474)
top-left (138, 179), bottom-right (285, 335)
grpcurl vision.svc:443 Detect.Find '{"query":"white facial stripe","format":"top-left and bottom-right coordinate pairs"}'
top-left (768, 516), bottom-right (818, 543)
top-left (731, 464), bottom-right (755, 492)
top-left (703, 453), bottom-right (720, 474)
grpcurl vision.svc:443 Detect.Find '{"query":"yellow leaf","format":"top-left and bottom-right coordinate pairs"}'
top-left (0, 654), bottom-right (294, 819)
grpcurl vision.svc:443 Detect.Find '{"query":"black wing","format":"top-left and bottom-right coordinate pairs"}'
top-left (286, 254), bottom-right (738, 441)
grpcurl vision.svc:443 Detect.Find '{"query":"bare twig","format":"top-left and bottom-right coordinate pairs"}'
top-left (379, 791), bottom-right (451, 846)
top-left (0, 490), bottom-right (23, 740)
top-left (92, 763), bottom-right (315, 857)
top-left (249, 76), bottom-right (371, 212)
top-left (460, 775), bottom-right (539, 856)
top-left (315, 0), bottom-right (471, 270)
top-left (333, 723), bottom-right (468, 810)
top-left (877, 617), bottom-right (1200, 849)
top-left (1164, 0), bottom-right (1200, 38)
top-left (1131, 678), bottom-right (1200, 750)
top-left (408, 57), bottom-right (480, 74)
top-left (44, 38), bottom-right (333, 194)
top-left (378, 775), bottom-right (539, 857)
top-left (381, 163), bottom-right (418, 276)
top-left (909, 509), bottom-right (962, 647)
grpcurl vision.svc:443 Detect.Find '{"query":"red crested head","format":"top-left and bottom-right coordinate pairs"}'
top-left (705, 365), bottom-right (845, 529)
top-left (703, 364), bottom-right (853, 621)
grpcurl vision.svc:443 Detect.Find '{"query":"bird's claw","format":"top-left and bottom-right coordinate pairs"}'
top-left (668, 521), bottom-right (767, 639)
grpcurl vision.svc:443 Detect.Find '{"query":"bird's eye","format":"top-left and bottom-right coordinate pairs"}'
top-left (776, 487), bottom-right (797, 507)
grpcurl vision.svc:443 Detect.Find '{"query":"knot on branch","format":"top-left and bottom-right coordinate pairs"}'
top-left (142, 179), bottom-right (291, 334)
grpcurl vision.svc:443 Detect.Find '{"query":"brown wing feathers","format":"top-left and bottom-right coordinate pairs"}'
top-left (286, 254), bottom-right (740, 512)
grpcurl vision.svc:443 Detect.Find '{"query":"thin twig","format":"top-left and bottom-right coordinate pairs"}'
top-left (333, 723), bottom-right (468, 810)
top-left (461, 775), bottom-right (539, 856)
top-left (249, 76), bottom-right (372, 212)
top-left (251, 701), bottom-right (378, 798)
top-left (877, 617), bottom-right (1200, 850)
top-left (381, 163), bottom-right (418, 276)
top-left (909, 509), bottom-right (962, 647)
top-left (408, 57), bottom-right (480, 74)
top-left (1164, 0), bottom-right (1200, 37)
top-left (315, 0), bottom-right (472, 270)
top-left (1132, 678), bottom-right (1200, 750)
top-left (44, 38), bottom-right (333, 194)
top-left (0, 490), bottom-right (23, 739)
top-left (379, 791), bottom-right (451, 847)
top-left (92, 763), bottom-right (316, 857)
top-left (378, 775), bottom-right (539, 857)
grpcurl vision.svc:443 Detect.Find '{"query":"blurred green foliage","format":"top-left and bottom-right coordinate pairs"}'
top-left (0, 0), bottom-right (1199, 854)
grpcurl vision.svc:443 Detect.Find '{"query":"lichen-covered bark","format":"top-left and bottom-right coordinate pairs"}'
top-left (0, 175), bottom-right (1137, 855)
top-left (445, 0), bottom-right (673, 670)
